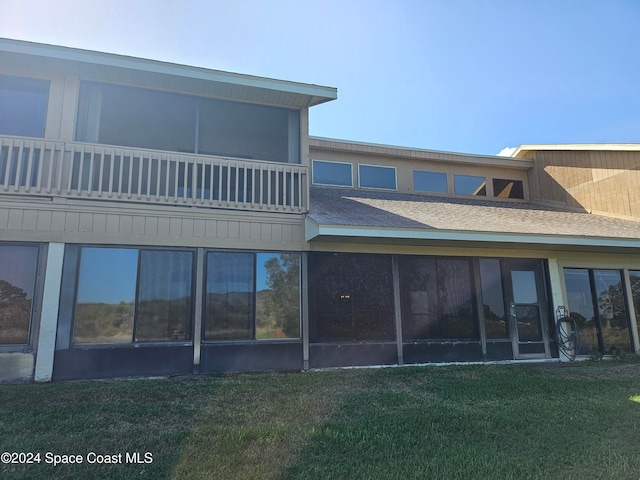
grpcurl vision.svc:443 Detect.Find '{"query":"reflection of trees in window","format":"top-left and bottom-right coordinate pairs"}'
top-left (0, 280), bottom-right (31, 344)
top-left (594, 271), bottom-right (631, 352)
top-left (256, 254), bottom-right (300, 339)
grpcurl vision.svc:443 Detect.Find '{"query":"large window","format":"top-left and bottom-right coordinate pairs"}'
top-left (399, 257), bottom-right (477, 341)
top-left (413, 171), bottom-right (448, 193)
top-left (0, 75), bottom-right (49, 138)
top-left (76, 82), bottom-right (300, 163)
top-left (204, 252), bottom-right (300, 340)
top-left (312, 160), bottom-right (353, 187)
top-left (564, 268), bottom-right (632, 354)
top-left (73, 248), bottom-right (193, 344)
top-left (308, 253), bottom-right (395, 342)
top-left (454, 175), bottom-right (486, 196)
top-left (478, 259), bottom-right (508, 339)
top-left (493, 178), bottom-right (524, 199)
top-left (0, 245), bottom-right (39, 344)
top-left (358, 165), bottom-right (397, 190)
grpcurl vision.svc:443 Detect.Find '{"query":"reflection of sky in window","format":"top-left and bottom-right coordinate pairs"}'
top-left (454, 175), bottom-right (486, 195)
top-left (359, 165), bottom-right (396, 189)
top-left (76, 248), bottom-right (138, 304)
top-left (139, 251), bottom-right (192, 300)
top-left (312, 161), bottom-right (352, 186)
top-left (413, 171), bottom-right (447, 193)
top-left (564, 269), bottom-right (595, 321)
top-left (0, 246), bottom-right (38, 298)
top-left (511, 271), bottom-right (537, 304)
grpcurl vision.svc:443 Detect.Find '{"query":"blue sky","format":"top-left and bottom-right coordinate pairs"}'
top-left (1, 0), bottom-right (639, 155)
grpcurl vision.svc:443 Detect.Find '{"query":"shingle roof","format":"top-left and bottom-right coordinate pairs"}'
top-left (308, 186), bottom-right (640, 240)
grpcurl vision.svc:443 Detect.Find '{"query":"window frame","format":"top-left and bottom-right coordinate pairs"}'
top-left (202, 250), bottom-right (302, 343)
top-left (311, 159), bottom-right (354, 187)
top-left (357, 164), bottom-right (398, 190)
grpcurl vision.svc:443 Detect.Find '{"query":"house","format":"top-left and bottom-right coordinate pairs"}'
top-left (1, 38), bottom-right (640, 383)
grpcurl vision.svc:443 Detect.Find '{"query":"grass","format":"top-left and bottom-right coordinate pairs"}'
top-left (2, 361), bottom-right (640, 479)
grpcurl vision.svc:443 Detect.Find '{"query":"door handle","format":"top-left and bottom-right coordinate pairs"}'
top-left (509, 302), bottom-right (517, 318)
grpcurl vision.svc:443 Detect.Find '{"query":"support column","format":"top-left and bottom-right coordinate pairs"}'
top-left (34, 243), bottom-right (65, 382)
top-left (547, 258), bottom-right (570, 361)
top-left (392, 256), bottom-right (404, 365)
top-left (302, 252), bottom-right (310, 370)
top-left (193, 248), bottom-right (204, 373)
top-left (622, 269), bottom-right (640, 353)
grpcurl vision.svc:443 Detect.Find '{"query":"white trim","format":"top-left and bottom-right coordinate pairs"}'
top-left (34, 242), bottom-right (65, 382)
top-left (305, 218), bottom-right (640, 249)
top-left (357, 164), bottom-right (397, 191)
top-left (513, 143), bottom-right (640, 157)
top-left (311, 159), bottom-right (354, 187)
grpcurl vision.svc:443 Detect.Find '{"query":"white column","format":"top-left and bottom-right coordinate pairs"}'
top-left (547, 258), bottom-right (571, 361)
top-left (34, 243), bottom-right (65, 382)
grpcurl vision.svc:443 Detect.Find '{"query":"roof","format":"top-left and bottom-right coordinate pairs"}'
top-left (0, 38), bottom-right (337, 108)
top-left (513, 144), bottom-right (640, 157)
top-left (307, 186), bottom-right (640, 250)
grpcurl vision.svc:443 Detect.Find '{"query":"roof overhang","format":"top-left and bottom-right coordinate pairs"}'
top-left (513, 143), bottom-right (640, 157)
top-left (305, 217), bottom-right (640, 253)
top-left (0, 38), bottom-right (337, 108)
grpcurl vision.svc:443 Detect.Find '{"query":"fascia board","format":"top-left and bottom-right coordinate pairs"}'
top-left (306, 223), bottom-right (640, 249)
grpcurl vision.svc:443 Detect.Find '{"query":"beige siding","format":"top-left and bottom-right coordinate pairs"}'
top-left (528, 149), bottom-right (640, 218)
top-left (0, 198), bottom-right (305, 251)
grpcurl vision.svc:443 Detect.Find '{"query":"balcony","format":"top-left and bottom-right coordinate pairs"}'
top-left (0, 136), bottom-right (308, 213)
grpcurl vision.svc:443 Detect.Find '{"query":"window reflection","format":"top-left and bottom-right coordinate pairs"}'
top-left (0, 245), bottom-right (38, 344)
top-left (358, 165), bottom-right (397, 190)
top-left (454, 175), bottom-right (486, 196)
top-left (204, 253), bottom-right (254, 340)
top-left (493, 178), bottom-right (524, 199)
top-left (593, 270), bottom-right (631, 353)
top-left (74, 248), bottom-right (138, 344)
top-left (255, 253), bottom-right (300, 339)
top-left (136, 251), bottom-right (193, 341)
top-left (413, 171), bottom-right (448, 193)
top-left (0, 74), bottom-right (49, 137)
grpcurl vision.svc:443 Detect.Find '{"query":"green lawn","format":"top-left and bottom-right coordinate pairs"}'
top-left (2, 361), bottom-right (640, 479)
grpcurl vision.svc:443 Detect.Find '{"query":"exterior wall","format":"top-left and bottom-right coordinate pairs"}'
top-left (310, 142), bottom-right (531, 201)
top-left (524, 150), bottom-right (640, 218)
top-left (0, 198), bottom-right (305, 251)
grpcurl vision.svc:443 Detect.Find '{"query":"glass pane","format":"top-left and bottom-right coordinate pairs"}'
top-left (593, 270), bottom-right (631, 353)
top-left (136, 251), bottom-right (193, 341)
top-left (205, 253), bottom-right (254, 340)
top-left (199, 98), bottom-right (296, 163)
top-left (0, 75), bottom-right (49, 137)
top-left (479, 259), bottom-right (508, 339)
top-left (563, 269), bottom-right (599, 355)
top-left (454, 175), bottom-right (486, 196)
top-left (0, 245), bottom-right (38, 344)
top-left (399, 257), bottom-right (477, 340)
top-left (358, 165), bottom-right (396, 190)
top-left (493, 178), bottom-right (524, 199)
top-left (255, 253), bottom-right (300, 339)
top-left (400, 257), bottom-right (438, 340)
top-left (437, 259), bottom-right (477, 339)
top-left (73, 248), bottom-right (137, 344)
top-left (309, 253), bottom-right (395, 342)
top-left (516, 305), bottom-right (542, 341)
top-left (511, 271), bottom-right (538, 304)
top-left (76, 82), bottom-right (197, 153)
top-left (413, 171), bottom-right (448, 193)
top-left (312, 160), bottom-right (353, 186)
top-left (629, 271), bottom-right (640, 337)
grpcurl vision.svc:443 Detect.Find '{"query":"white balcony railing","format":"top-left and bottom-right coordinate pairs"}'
top-left (0, 136), bottom-right (307, 213)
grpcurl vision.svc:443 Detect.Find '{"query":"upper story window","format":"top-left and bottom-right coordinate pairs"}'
top-left (493, 178), bottom-right (524, 199)
top-left (75, 82), bottom-right (300, 163)
top-left (454, 174), bottom-right (486, 196)
top-left (0, 74), bottom-right (49, 138)
top-left (358, 164), bottom-right (397, 190)
top-left (413, 170), bottom-right (448, 193)
top-left (312, 160), bottom-right (353, 187)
